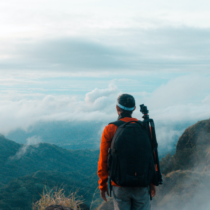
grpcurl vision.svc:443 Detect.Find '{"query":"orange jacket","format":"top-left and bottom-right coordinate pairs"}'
top-left (97, 117), bottom-right (138, 191)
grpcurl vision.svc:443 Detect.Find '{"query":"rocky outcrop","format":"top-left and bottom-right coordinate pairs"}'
top-left (45, 205), bottom-right (73, 210)
top-left (177, 119), bottom-right (210, 151)
top-left (45, 203), bottom-right (89, 210)
top-left (98, 198), bottom-right (114, 210)
top-left (45, 205), bottom-right (72, 210)
top-left (160, 119), bottom-right (210, 175)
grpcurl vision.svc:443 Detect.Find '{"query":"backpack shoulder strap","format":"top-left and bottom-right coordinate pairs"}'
top-left (108, 120), bottom-right (126, 127)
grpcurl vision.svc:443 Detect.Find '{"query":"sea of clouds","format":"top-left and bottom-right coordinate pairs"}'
top-left (0, 74), bottom-right (209, 154)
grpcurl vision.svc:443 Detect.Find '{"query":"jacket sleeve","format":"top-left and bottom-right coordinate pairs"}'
top-left (97, 124), bottom-right (117, 191)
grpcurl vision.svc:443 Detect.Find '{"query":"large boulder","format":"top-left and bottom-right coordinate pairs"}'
top-left (161, 119), bottom-right (210, 174)
top-left (177, 119), bottom-right (210, 151)
top-left (98, 198), bottom-right (114, 210)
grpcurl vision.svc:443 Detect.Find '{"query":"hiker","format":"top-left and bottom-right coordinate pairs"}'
top-left (97, 94), bottom-right (156, 210)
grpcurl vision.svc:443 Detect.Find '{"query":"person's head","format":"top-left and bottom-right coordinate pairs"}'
top-left (116, 93), bottom-right (136, 116)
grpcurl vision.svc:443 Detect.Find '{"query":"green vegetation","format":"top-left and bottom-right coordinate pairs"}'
top-left (1, 118), bottom-right (210, 210)
top-left (0, 135), bottom-right (100, 210)
top-left (6, 121), bottom-right (103, 150)
top-left (0, 134), bottom-right (99, 184)
top-left (0, 171), bottom-right (98, 210)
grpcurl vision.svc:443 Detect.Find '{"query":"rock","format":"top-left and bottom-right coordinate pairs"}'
top-left (79, 203), bottom-right (89, 210)
top-left (176, 119), bottom-right (210, 151)
top-left (45, 205), bottom-right (72, 210)
top-left (45, 204), bottom-right (90, 210)
top-left (98, 198), bottom-right (114, 210)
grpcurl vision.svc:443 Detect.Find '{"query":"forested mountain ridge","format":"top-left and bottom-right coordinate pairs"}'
top-left (0, 135), bottom-right (99, 184)
top-left (0, 135), bottom-right (100, 210)
top-left (6, 121), bottom-right (103, 150)
top-left (1, 118), bottom-right (210, 210)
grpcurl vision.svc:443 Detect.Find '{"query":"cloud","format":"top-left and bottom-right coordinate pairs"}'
top-left (156, 125), bottom-right (184, 155)
top-left (85, 83), bottom-right (117, 104)
top-left (0, 84), bottom-right (119, 134)
top-left (1, 0), bottom-right (210, 39)
top-left (141, 75), bottom-right (210, 123)
top-left (0, 73), bottom-right (209, 159)
top-left (26, 136), bottom-right (42, 145)
top-left (0, 78), bottom-right (41, 86)
top-left (0, 27), bottom-right (210, 74)
top-left (0, 38), bottom-right (129, 72)
top-left (0, 74), bottom-right (209, 156)
top-left (8, 136), bottom-right (42, 161)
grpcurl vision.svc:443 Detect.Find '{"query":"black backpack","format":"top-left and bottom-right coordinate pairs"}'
top-left (108, 120), bottom-right (155, 187)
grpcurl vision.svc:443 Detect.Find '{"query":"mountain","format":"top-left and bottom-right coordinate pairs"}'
top-left (6, 121), bottom-right (104, 150)
top-left (5, 120), bottom-right (192, 153)
top-left (0, 171), bottom-right (96, 210)
top-left (0, 135), bottom-right (99, 184)
top-left (160, 118), bottom-right (210, 174)
top-left (99, 118), bottom-right (210, 210)
top-left (1, 118), bottom-right (209, 210)
top-left (0, 135), bottom-right (100, 210)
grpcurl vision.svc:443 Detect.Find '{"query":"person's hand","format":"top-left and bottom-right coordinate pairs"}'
top-left (100, 189), bottom-right (110, 202)
top-left (151, 184), bottom-right (156, 197)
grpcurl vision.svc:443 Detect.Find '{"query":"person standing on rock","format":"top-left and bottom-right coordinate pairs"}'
top-left (97, 94), bottom-right (156, 210)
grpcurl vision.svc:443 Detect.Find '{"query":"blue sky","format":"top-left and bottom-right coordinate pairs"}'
top-left (0, 0), bottom-right (210, 142)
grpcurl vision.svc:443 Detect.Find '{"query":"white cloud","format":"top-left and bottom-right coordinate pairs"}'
top-left (0, 84), bottom-right (118, 134)
top-left (0, 78), bottom-right (41, 86)
top-left (0, 74), bottom-right (209, 137)
top-left (8, 136), bottom-right (42, 161)
top-left (1, 0), bottom-right (210, 41)
top-left (26, 136), bottom-right (42, 145)
top-left (146, 75), bottom-right (210, 108)
top-left (156, 125), bottom-right (183, 154)
top-left (0, 73), bottom-right (209, 156)
top-left (202, 95), bottom-right (210, 105)
top-left (1, 27), bottom-right (210, 74)
top-left (85, 83), bottom-right (117, 104)
top-left (0, 0), bottom-right (209, 158)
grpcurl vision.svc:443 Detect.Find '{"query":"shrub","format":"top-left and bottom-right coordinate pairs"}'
top-left (33, 188), bottom-right (82, 210)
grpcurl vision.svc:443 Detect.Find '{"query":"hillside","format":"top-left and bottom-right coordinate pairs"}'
top-left (0, 135), bottom-right (100, 209)
top-left (6, 121), bottom-right (103, 150)
top-left (2, 119), bottom-right (210, 210)
top-left (99, 118), bottom-right (210, 210)
top-left (0, 135), bottom-right (99, 184)
top-left (0, 171), bottom-right (96, 210)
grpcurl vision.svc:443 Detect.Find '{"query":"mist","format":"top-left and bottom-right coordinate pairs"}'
top-left (153, 119), bottom-right (210, 210)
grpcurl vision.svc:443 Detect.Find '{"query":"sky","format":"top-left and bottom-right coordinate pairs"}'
top-left (0, 0), bottom-right (210, 140)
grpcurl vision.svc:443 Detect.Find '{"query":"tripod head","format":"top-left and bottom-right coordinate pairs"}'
top-left (140, 104), bottom-right (149, 120)
top-left (140, 104), bottom-right (149, 115)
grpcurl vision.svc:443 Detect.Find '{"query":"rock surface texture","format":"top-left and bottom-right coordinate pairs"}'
top-left (45, 204), bottom-right (89, 210)
top-left (45, 205), bottom-right (72, 210)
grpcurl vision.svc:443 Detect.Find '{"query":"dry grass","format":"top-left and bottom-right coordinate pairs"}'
top-left (32, 188), bottom-right (82, 210)
top-left (89, 187), bottom-right (102, 210)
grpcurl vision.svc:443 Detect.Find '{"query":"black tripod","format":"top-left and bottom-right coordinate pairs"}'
top-left (140, 104), bottom-right (163, 186)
